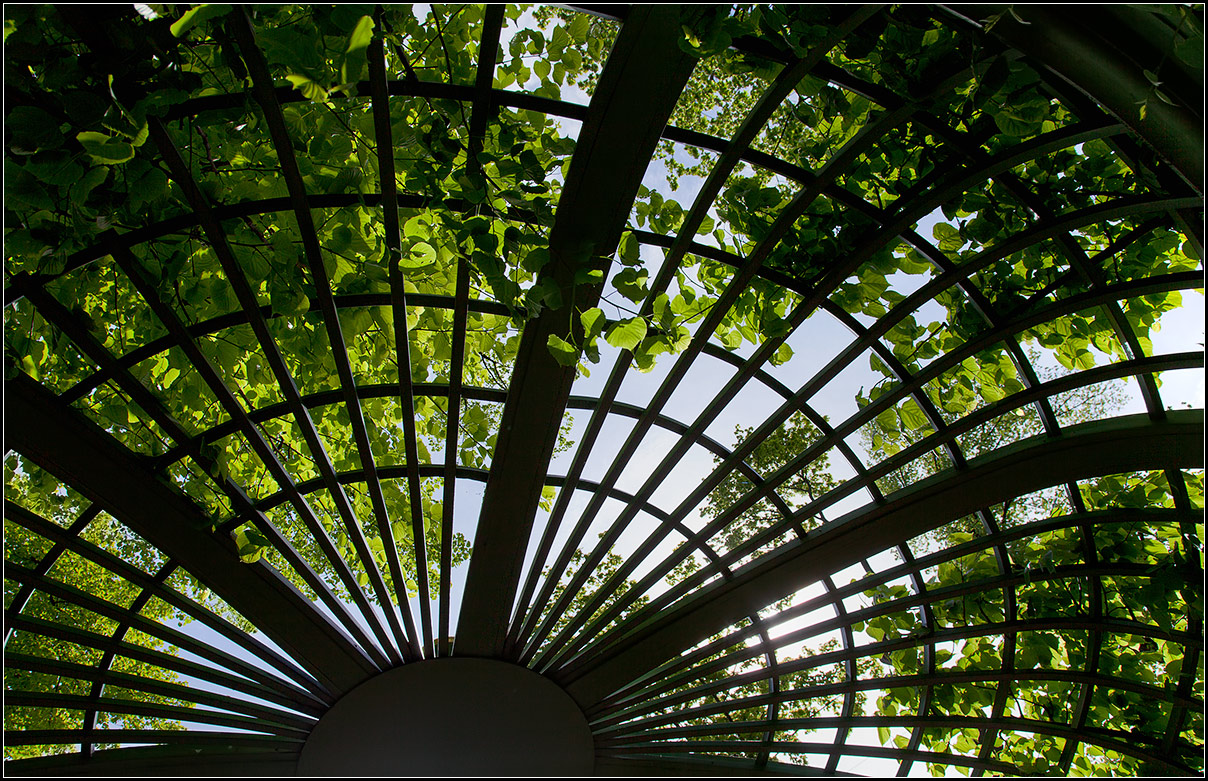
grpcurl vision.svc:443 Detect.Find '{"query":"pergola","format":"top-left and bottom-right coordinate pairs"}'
top-left (3, 4), bottom-right (1203, 776)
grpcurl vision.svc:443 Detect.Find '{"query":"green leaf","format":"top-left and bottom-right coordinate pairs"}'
top-left (76, 131), bottom-right (135, 165)
top-left (876, 406), bottom-right (900, 433)
top-left (402, 241), bottom-right (437, 269)
top-left (932, 222), bottom-right (964, 253)
top-left (965, 214), bottom-right (1001, 245)
top-left (563, 46), bottom-right (582, 72)
top-left (522, 247), bottom-right (550, 273)
top-left (612, 267), bottom-right (649, 302)
top-left (403, 214), bottom-right (431, 239)
top-left (20, 151), bottom-right (83, 187)
top-left (340, 15), bottom-right (376, 85)
top-left (69, 166), bottom-right (109, 206)
top-left (170, 4), bottom-right (233, 38)
top-left (619, 231), bottom-right (642, 265)
top-left (580, 307), bottom-right (606, 340)
top-left (547, 334), bottom-right (579, 366)
top-left (898, 399), bottom-right (928, 432)
top-left (130, 167), bottom-right (169, 211)
top-left (18, 353), bottom-right (39, 380)
top-left (718, 327), bottom-right (742, 350)
top-left (526, 278), bottom-right (562, 312)
top-left (666, 324), bottom-right (691, 353)
top-left (769, 342), bottom-right (793, 366)
top-left (340, 308), bottom-right (373, 342)
top-left (234, 526), bottom-right (270, 564)
top-left (569, 14), bottom-right (591, 43)
top-left (992, 100), bottom-right (1049, 137)
top-left (286, 74), bottom-right (329, 102)
top-left (550, 25), bottom-right (570, 56)
top-left (346, 14), bottom-right (376, 54)
top-left (633, 338), bottom-right (659, 372)
top-left (574, 267), bottom-right (604, 285)
top-left (270, 280), bottom-right (309, 316)
top-left (605, 316), bottom-right (647, 352)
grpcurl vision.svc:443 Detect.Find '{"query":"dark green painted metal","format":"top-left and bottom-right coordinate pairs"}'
top-left (230, 8), bottom-right (413, 662)
top-left (455, 5), bottom-right (698, 656)
top-left (559, 411), bottom-right (1205, 709)
top-left (942, 5), bottom-right (1203, 192)
top-left (5, 375), bottom-right (378, 695)
top-left (4, 4), bottom-right (1204, 776)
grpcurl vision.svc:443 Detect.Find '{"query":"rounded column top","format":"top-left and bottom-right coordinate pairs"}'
top-left (298, 658), bottom-right (595, 776)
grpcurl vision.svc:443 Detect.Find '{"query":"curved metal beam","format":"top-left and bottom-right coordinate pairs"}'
top-left (558, 411), bottom-right (1204, 708)
top-left (941, 5), bottom-right (1203, 192)
top-left (590, 506), bottom-right (1199, 717)
top-left (455, 5), bottom-right (697, 656)
top-left (4, 375), bottom-right (377, 696)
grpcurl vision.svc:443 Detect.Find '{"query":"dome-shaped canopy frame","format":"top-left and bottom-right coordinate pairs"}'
top-left (3, 3), bottom-right (1204, 776)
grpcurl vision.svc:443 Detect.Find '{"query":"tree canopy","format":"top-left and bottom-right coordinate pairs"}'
top-left (4, 3), bottom-right (1203, 776)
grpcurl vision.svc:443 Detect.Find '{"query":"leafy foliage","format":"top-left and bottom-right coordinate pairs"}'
top-left (4, 2), bottom-right (1202, 774)
top-left (3, 454), bottom-right (232, 760)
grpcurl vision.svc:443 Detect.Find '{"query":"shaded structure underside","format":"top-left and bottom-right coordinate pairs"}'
top-left (3, 3), bottom-right (1204, 776)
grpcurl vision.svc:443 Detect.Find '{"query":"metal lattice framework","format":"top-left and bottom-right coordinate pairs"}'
top-left (3, 4), bottom-right (1204, 776)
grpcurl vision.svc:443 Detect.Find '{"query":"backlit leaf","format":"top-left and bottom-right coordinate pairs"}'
top-left (605, 316), bottom-right (648, 352)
